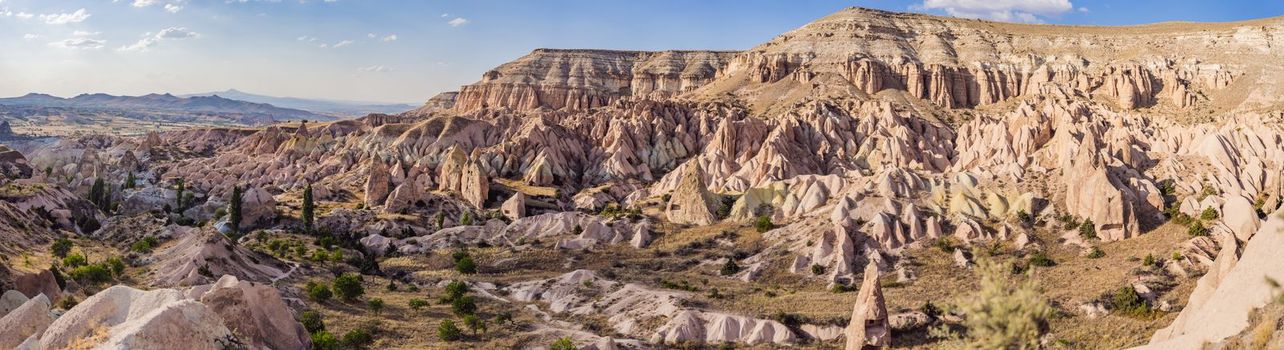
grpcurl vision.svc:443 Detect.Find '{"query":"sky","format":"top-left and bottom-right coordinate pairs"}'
top-left (1, 1), bottom-right (1282, 104)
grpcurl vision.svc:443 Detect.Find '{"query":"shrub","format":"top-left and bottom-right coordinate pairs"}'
top-left (1087, 247), bottom-right (1106, 259)
top-left (299, 310), bottom-right (325, 334)
top-left (550, 337), bottom-right (577, 350)
top-left (332, 274), bottom-right (364, 302)
top-left (755, 215), bottom-right (774, 233)
top-left (58, 296), bottom-right (78, 310)
top-left (451, 295), bottom-right (477, 316)
top-left (455, 255), bottom-right (477, 275)
top-left (310, 331), bottom-right (339, 350)
top-left (306, 281), bottom-right (333, 302)
top-left (340, 328), bottom-right (374, 348)
top-left (1109, 286), bottom-right (1151, 317)
top-left (1188, 220), bottom-right (1209, 237)
top-left (408, 298), bottom-right (428, 311)
top-left (463, 314), bottom-right (487, 335)
top-left (661, 193), bottom-right (672, 203)
top-left (1027, 251), bottom-right (1056, 267)
top-left (1200, 207), bottom-right (1220, 221)
top-left (51, 238), bottom-right (73, 258)
top-left (62, 252), bottom-right (87, 268)
top-left (1078, 219), bottom-right (1097, 240)
top-left (437, 320), bottom-right (462, 341)
top-left (955, 257), bottom-right (1053, 349)
top-left (719, 259), bottom-right (741, 276)
top-left (810, 264), bottom-right (826, 276)
top-left (69, 264), bottom-right (113, 285)
top-left (131, 236), bottom-right (159, 253)
top-left (445, 280), bottom-right (469, 302)
top-left (367, 298), bottom-right (385, 315)
top-left (1143, 254), bottom-right (1156, 267)
top-left (106, 256), bottom-right (126, 276)
top-left (460, 212), bottom-right (473, 226)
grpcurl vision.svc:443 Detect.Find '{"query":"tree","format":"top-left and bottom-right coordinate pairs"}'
top-left (50, 238), bottom-right (73, 258)
top-left (437, 320), bottom-right (462, 342)
top-left (175, 178), bottom-right (186, 211)
top-left (444, 280), bottom-right (469, 302)
top-left (341, 328), bottom-right (374, 348)
top-left (1078, 219), bottom-right (1097, 240)
top-left (332, 273), bottom-right (364, 302)
top-left (106, 256), bottom-right (125, 277)
top-left (124, 172), bottom-right (136, 189)
top-left (955, 257), bottom-right (1053, 349)
top-left (301, 183), bottom-right (315, 234)
top-left (463, 314), bottom-right (487, 336)
top-left (89, 177), bottom-right (110, 211)
top-left (228, 185), bottom-right (243, 236)
top-left (62, 253), bottom-right (87, 268)
top-left (367, 298), bottom-right (385, 315)
top-left (550, 337), bottom-right (577, 350)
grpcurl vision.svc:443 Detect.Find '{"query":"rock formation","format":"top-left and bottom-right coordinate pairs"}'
top-left (665, 160), bottom-right (720, 225)
top-left (845, 263), bottom-right (889, 349)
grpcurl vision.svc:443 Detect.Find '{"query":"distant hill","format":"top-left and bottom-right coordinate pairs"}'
top-left (182, 89), bottom-right (416, 117)
top-left (0, 92), bottom-right (330, 125)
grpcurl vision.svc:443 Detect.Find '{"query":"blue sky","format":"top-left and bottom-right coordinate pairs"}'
top-left (1, 1), bottom-right (1281, 104)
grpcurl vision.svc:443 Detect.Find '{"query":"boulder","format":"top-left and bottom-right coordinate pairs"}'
top-left (363, 157), bottom-right (392, 208)
top-left (13, 269), bottom-right (61, 302)
top-left (238, 187), bottom-right (277, 229)
top-left (501, 192), bottom-right (527, 220)
top-left (0, 294), bottom-right (52, 349)
top-left (191, 276), bottom-right (311, 350)
top-left (1221, 196), bottom-right (1260, 242)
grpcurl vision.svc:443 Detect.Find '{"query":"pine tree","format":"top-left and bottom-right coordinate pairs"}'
top-left (174, 178), bottom-right (186, 212)
top-left (89, 178), bottom-right (108, 211)
top-left (301, 183), bottom-right (315, 234)
top-left (124, 172), bottom-right (136, 189)
top-left (229, 185), bottom-right (243, 236)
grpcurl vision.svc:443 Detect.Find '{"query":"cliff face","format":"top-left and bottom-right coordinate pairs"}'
top-left (453, 49), bottom-right (738, 112)
top-left (700, 7), bottom-right (1282, 113)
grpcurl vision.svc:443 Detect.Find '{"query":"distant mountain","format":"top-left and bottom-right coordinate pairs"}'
top-left (182, 89), bottom-right (416, 117)
top-left (0, 92), bottom-right (330, 125)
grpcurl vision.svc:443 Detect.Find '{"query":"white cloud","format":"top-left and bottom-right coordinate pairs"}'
top-left (297, 35), bottom-right (317, 42)
top-left (918, 0), bottom-right (1073, 23)
top-left (22, 33), bottom-right (39, 40)
top-left (330, 39), bottom-right (353, 48)
top-left (164, 4), bottom-right (182, 13)
top-left (440, 13), bottom-right (449, 18)
top-left (132, 0), bottom-right (160, 7)
top-left (447, 17), bottom-right (469, 27)
top-left (366, 33), bottom-right (375, 38)
top-left (357, 65), bottom-right (391, 72)
top-left (72, 30), bottom-right (100, 36)
top-left (118, 27), bottom-right (198, 52)
top-left (14, 12), bottom-right (32, 19)
top-left (49, 37), bottom-right (105, 49)
top-left (40, 8), bottom-right (91, 24)
top-left (381, 34), bottom-right (396, 42)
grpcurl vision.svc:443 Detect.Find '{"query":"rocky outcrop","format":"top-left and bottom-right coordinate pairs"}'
top-left (501, 192), bottom-right (527, 220)
top-left (363, 156), bottom-right (392, 208)
top-left (454, 49), bottom-right (737, 112)
top-left (0, 145), bottom-right (33, 180)
top-left (149, 228), bottom-right (289, 286)
top-left (192, 276), bottom-right (310, 350)
top-left (665, 160), bottom-right (720, 225)
top-left (845, 263), bottom-right (889, 349)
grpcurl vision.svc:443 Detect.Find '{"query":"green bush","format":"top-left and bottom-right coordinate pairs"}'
top-left (1188, 220), bottom-right (1209, 237)
top-left (437, 320), bottom-right (462, 341)
top-left (810, 264), bottom-right (826, 276)
top-left (460, 212), bottom-right (473, 226)
top-left (955, 257), bottom-right (1053, 349)
top-left (463, 314), bottom-right (487, 335)
top-left (408, 298), bottom-right (428, 311)
top-left (451, 295), bottom-right (477, 316)
top-left (455, 255), bottom-right (477, 274)
top-left (51, 238), bottom-right (73, 258)
top-left (719, 259), bottom-right (741, 276)
top-left (366, 298), bottom-right (385, 315)
top-left (310, 331), bottom-right (339, 350)
top-left (68, 264), bottom-right (113, 285)
top-left (755, 215), bottom-right (774, 233)
top-left (340, 328), bottom-right (374, 348)
top-left (1027, 251), bottom-right (1056, 267)
top-left (1110, 286), bottom-right (1151, 317)
top-left (62, 253), bottom-right (87, 268)
top-left (332, 274), bottom-right (364, 302)
top-left (1078, 219), bottom-right (1097, 240)
top-left (550, 337), bottom-right (577, 350)
top-left (1086, 247), bottom-right (1106, 259)
top-left (1143, 253), bottom-right (1156, 267)
top-left (306, 281), bottom-right (333, 302)
top-left (1200, 207), bottom-right (1220, 221)
top-left (444, 280), bottom-right (469, 302)
top-left (299, 310), bottom-right (325, 334)
top-left (106, 257), bottom-right (125, 276)
top-left (131, 236), bottom-right (159, 253)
